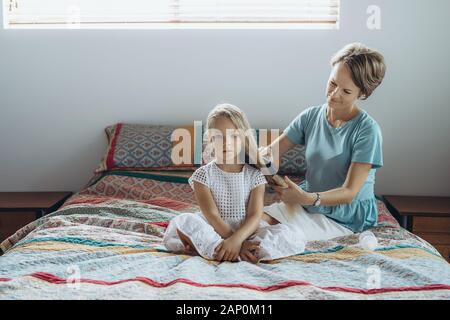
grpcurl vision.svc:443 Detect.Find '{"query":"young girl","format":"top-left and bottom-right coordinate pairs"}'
top-left (163, 104), bottom-right (306, 263)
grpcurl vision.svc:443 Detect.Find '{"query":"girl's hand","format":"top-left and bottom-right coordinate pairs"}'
top-left (214, 236), bottom-right (243, 262)
top-left (272, 176), bottom-right (315, 206)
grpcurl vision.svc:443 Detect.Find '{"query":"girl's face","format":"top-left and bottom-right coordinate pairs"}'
top-left (208, 116), bottom-right (244, 164)
top-left (326, 62), bottom-right (362, 112)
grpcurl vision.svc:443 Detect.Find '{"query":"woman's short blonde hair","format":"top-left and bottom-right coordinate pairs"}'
top-left (331, 43), bottom-right (386, 100)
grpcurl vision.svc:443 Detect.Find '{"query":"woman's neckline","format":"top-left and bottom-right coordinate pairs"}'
top-left (323, 104), bottom-right (364, 130)
top-left (213, 161), bottom-right (245, 174)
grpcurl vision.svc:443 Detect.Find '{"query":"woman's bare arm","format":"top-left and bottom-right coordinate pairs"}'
top-left (258, 133), bottom-right (297, 182)
top-left (192, 181), bottom-right (233, 238)
top-left (317, 162), bottom-right (373, 205)
top-left (264, 133), bottom-right (297, 163)
top-left (274, 162), bottom-right (373, 206)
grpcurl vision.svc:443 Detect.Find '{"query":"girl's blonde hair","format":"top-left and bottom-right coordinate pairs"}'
top-left (205, 103), bottom-right (259, 165)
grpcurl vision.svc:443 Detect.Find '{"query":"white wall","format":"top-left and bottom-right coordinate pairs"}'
top-left (1, 0), bottom-right (449, 196)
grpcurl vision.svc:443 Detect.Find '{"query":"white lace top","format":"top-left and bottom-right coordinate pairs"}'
top-left (188, 160), bottom-right (267, 226)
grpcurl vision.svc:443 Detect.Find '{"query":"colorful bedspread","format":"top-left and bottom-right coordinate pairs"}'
top-left (0, 170), bottom-right (449, 300)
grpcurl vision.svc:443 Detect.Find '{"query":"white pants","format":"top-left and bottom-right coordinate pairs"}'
top-left (263, 202), bottom-right (353, 242)
top-left (163, 203), bottom-right (352, 262)
top-left (163, 212), bottom-right (307, 261)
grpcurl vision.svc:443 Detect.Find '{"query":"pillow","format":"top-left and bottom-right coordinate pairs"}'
top-left (95, 123), bottom-right (203, 173)
top-left (278, 145), bottom-right (307, 175)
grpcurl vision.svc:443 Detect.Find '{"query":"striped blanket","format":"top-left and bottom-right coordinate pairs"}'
top-left (0, 170), bottom-right (449, 299)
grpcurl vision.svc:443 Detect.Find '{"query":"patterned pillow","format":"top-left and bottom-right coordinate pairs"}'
top-left (95, 123), bottom-right (203, 173)
top-left (278, 145), bottom-right (307, 175)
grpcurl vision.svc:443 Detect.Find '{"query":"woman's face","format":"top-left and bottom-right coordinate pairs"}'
top-left (326, 62), bottom-right (362, 111)
top-left (208, 117), bottom-right (244, 164)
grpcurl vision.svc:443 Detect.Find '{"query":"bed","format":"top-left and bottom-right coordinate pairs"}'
top-left (0, 169), bottom-right (449, 300)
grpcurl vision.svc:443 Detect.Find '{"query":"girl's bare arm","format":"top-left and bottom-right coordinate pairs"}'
top-left (192, 181), bottom-right (233, 239)
top-left (231, 184), bottom-right (266, 243)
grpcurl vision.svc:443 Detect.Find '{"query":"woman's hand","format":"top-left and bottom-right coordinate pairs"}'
top-left (214, 235), bottom-right (243, 262)
top-left (257, 146), bottom-right (273, 165)
top-left (258, 133), bottom-right (296, 167)
top-left (272, 176), bottom-right (315, 206)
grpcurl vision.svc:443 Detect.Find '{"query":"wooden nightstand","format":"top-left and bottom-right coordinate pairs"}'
top-left (0, 192), bottom-right (73, 243)
top-left (383, 195), bottom-right (450, 262)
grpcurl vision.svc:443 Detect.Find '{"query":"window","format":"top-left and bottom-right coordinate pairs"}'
top-left (3, 0), bottom-right (340, 29)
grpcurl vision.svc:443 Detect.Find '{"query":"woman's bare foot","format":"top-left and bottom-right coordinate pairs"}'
top-left (262, 212), bottom-right (280, 225)
top-left (177, 229), bottom-right (199, 256)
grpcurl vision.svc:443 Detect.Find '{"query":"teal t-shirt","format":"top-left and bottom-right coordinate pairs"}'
top-left (284, 104), bottom-right (383, 232)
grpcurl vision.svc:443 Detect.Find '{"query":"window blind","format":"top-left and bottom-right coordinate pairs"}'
top-left (4, 0), bottom-right (340, 29)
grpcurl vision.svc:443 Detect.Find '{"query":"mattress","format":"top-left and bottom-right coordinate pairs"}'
top-left (0, 170), bottom-right (449, 299)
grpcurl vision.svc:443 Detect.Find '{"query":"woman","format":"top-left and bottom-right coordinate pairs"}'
top-left (241, 43), bottom-right (387, 263)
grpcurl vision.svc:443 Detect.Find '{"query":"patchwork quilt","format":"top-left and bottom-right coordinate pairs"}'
top-left (0, 170), bottom-right (449, 299)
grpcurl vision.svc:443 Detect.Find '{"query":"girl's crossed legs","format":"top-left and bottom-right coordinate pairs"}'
top-left (163, 211), bottom-right (307, 262)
